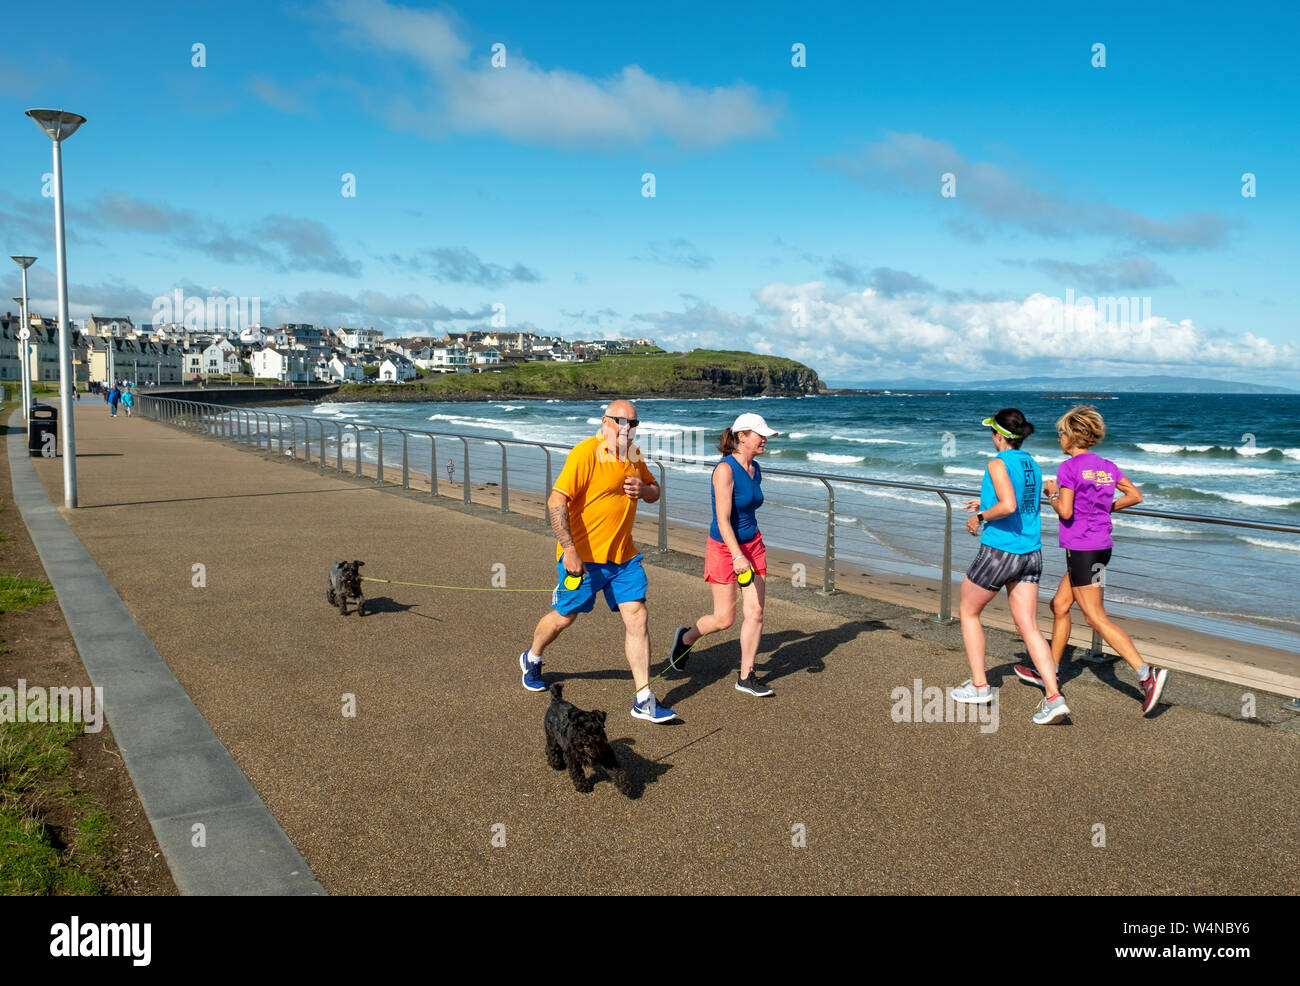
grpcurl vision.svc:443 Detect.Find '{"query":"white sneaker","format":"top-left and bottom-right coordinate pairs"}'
top-left (950, 679), bottom-right (995, 704)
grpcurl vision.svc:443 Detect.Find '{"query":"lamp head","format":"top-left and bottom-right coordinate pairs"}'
top-left (26, 109), bottom-right (87, 141)
top-left (11, 256), bottom-right (37, 270)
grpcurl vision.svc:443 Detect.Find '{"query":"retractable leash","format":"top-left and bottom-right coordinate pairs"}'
top-left (361, 576), bottom-right (551, 592)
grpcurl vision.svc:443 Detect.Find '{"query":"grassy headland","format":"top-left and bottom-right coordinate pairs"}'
top-left (335, 349), bottom-right (824, 402)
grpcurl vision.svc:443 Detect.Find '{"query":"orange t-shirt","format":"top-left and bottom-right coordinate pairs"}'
top-left (553, 434), bottom-right (655, 564)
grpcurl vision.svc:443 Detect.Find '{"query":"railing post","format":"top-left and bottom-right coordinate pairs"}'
top-left (544, 447), bottom-right (552, 499)
top-left (402, 432), bottom-right (410, 490)
top-left (429, 436), bottom-right (438, 496)
top-left (277, 414), bottom-right (284, 454)
top-left (1088, 585), bottom-right (1109, 660)
top-left (461, 438), bottom-right (470, 504)
top-left (933, 492), bottom-right (956, 624)
top-left (498, 440), bottom-right (509, 513)
top-left (377, 429), bottom-right (384, 483)
top-left (335, 422), bottom-right (343, 471)
top-left (817, 478), bottom-right (837, 595)
top-left (319, 419), bottom-right (326, 468)
top-left (655, 462), bottom-right (668, 552)
top-left (354, 426), bottom-right (363, 478)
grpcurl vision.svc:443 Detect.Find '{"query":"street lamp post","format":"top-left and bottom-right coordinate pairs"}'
top-left (10, 258), bottom-right (35, 419)
top-left (10, 296), bottom-right (27, 414)
top-left (26, 109), bottom-right (86, 509)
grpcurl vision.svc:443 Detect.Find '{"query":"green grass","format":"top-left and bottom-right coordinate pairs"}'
top-left (0, 720), bottom-right (113, 895)
top-left (339, 348), bottom-right (820, 399)
top-left (0, 576), bottom-right (55, 612)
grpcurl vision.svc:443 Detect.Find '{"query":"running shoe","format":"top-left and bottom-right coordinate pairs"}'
top-left (950, 679), bottom-right (994, 704)
top-left (735, 671), bottom-right (774, 697)
top-left (1032, 694), bottom-right (1071, 725)
top-left (631, 694), bottom-right (678, 723)
top-left (519, 651), bottom-right (546, 692)
top-left (668, 626), bottom-right (693, 672)
top-left (1014, 664), bottom-right (1045, 688)
top-left (1014, 663), bottom-right (1061, 688)
top-left (1140, 667), bottom-right (1169, 715)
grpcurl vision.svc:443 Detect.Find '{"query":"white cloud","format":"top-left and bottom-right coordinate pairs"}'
top-left (315, 0), bottom-right (780, 147)
top-left (639, 283), bottom-right (1300, 382)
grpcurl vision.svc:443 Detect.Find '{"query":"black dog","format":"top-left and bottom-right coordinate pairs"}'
top-left (544, 685), bottom-right (636, 798)
top-left (327, 560), bottom-right (365, 616)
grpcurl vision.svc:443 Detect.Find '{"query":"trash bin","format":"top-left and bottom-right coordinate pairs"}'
top-left (28, 402), bottom-right (57, 458)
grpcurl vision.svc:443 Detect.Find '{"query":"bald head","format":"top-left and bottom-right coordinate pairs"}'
top-left (605, 399), bottom-right (636, 420)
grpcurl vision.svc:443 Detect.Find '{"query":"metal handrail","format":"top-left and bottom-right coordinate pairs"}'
top-left (135, 396), bottom-right (1300, 639)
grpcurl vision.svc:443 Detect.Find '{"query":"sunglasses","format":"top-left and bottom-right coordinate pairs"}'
top-left (604, 415), bottom-right (639, 429)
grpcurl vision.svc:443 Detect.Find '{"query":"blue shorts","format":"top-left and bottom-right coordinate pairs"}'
top-left (552, 555), bottom-right (648, 615)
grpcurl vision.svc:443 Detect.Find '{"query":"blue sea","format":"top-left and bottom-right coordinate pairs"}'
top-left (301, 392), bottom-right (1300, 656)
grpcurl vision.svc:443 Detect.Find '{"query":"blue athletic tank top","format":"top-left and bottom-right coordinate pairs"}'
top-left (709, 456), bottom-right (763, 543)
top-left (980, 449), bottom-right (1042, 553)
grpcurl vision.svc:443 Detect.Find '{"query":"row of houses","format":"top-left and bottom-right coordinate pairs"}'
top-left (5, 311), bottom-right (658, 387)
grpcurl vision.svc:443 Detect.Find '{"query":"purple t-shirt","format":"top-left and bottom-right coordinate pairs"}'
top-left (1056, 452), bottom-right (1125, 550)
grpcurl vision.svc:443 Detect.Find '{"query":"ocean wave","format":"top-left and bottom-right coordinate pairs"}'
top-left (830, 434), bottom-right (909, 445)
top-left (807, 452), bottom-right (865, 465)
top-left (427, 413), bottom-right (506, 429)
top-left (943, 466), bottom-right (986, 477)
top-left (1135, 442), bottom-right (1215, 454)
top-left (1239, 536), bottom-right (1300, 553)
top-left (494, 404), bottom-right (526, 411)
top-left (1191, 489), bottom-right (1300, 508)
top-left (1110, 517), bottom-right (1202, 536)
top-left (1136, 462), bottom-right (1279, 477)
top-left (787, 432), bottom-right (812, 439)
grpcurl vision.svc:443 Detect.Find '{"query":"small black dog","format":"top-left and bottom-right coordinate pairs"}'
top-left (544, 685), bottom-right (636, 798)
top-left (327, 560), bottom-right (365, 616)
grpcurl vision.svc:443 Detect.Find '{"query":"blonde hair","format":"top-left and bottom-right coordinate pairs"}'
top-left (1056, 405), bottom-right (1106, 449)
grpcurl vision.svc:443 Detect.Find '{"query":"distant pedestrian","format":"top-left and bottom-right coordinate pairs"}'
top-left (668, 413), bottom-right (778, 697)
top-left (952, 409), bottom-right (1068, 725)
top-left (1016, 405), bottom-right (1169, 715)
top-left (108, 385), bottom-right (120, 418)
top-left (446, 458), bottom-right (455, 483)
top-left (121, 387), bottom-right (134, 417)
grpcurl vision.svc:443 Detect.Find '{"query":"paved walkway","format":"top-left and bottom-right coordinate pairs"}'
top-left (25, 404), bottom-right (1300, 894)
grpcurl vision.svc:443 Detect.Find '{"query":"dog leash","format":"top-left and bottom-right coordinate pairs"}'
top-left (361, 576), bottom-right (551, 592)
top-left (633, 578), bottom-right (753, 698)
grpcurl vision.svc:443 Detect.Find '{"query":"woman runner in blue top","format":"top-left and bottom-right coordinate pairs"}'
top-left (952, 409), bottom-right (1069, 725)
top-left (667, 412), bottom-right (777, 697)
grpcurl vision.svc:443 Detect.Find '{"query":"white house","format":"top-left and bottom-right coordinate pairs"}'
top-left (379, 353), bottom-right (417, 382)
top-left (328, 355), bottom-right (366, 382)
top-left (251, 346), bottom-right (311, 383)
top-left (468, 344), bottom-right (501, 365)
top-left (430, 342), bottom-right (469, 371)
top-left (202, 339), bottom-right (240, 376)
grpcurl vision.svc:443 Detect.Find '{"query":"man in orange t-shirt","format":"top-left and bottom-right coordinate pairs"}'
top-left (518, 400), bottom-right (677, 723)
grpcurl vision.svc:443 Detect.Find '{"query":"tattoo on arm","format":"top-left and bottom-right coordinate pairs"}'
top-left (549, 501), bottom-right (576, 553)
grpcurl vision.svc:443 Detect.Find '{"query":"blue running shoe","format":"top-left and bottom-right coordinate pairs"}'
top-left (631, 693), bottom-right (677, 723)
top-left (520, 651), bottom-right (546, 692)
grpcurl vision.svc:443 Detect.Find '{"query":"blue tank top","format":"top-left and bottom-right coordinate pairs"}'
top-left (980, 449), bottom-right (1042, 553)
top-left (709, 456), bottom-right (763, 543)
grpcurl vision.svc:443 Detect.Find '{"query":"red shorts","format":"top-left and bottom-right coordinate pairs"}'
top-left (705, 533), bottom-right (767, 584)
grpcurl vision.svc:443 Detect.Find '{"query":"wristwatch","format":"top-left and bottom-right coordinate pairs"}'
top-left (976, 512), bottom-right (985, 523)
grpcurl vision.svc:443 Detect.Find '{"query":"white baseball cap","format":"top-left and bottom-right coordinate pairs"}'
top-left (731, 412), bottom-right (778, 437)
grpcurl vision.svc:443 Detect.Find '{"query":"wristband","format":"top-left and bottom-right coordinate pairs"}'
top-left (733, 554), bottom-right (745, 562)
top-left (976, 512), bottom-right (985, 523)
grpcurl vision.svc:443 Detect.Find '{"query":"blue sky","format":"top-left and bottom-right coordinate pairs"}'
top-left (2, 0), bottom-right (1296, 387)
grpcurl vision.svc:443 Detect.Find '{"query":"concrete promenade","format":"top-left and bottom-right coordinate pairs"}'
top-left (27, 403), bottom-right (1300, 894)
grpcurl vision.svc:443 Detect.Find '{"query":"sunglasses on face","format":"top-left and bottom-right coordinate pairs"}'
top-left (604, 416), bottom-right (639, 429)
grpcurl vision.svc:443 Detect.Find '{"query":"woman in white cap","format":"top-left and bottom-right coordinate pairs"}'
top-left (668, 412), bottom-right (778, 696)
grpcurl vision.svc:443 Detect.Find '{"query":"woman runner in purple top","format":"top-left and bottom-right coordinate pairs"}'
top-left (1014, 405), bottom-right (1170, 715)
